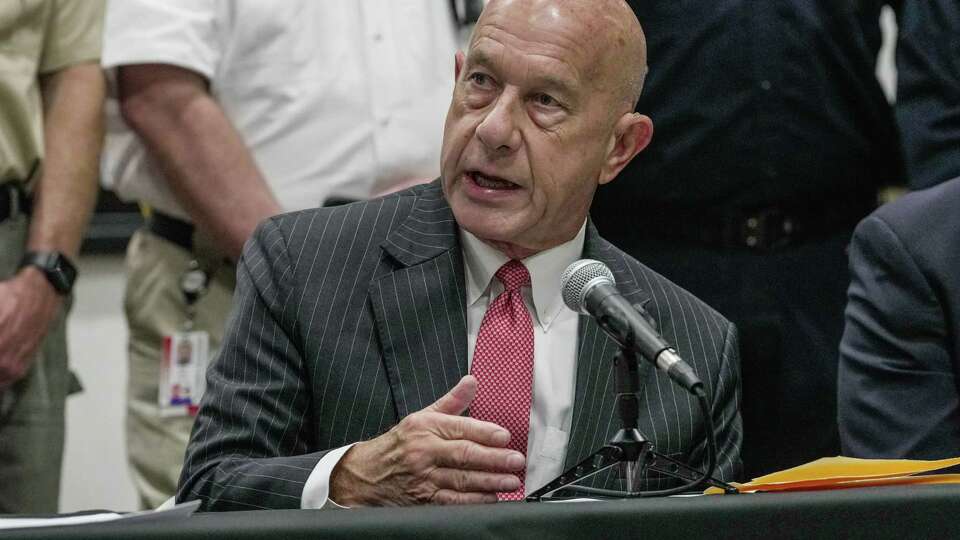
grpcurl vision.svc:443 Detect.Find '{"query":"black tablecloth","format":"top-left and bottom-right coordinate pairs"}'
top-left (7, 484), bottom-right (959, 539)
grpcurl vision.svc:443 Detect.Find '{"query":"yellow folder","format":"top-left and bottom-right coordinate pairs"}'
top-left (705, 456), bottom-right (960, 494)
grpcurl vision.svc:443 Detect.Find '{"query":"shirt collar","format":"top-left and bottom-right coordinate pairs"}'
top-left (461, 222), bottom-right (587, 330)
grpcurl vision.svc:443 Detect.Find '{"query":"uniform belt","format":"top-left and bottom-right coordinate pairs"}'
top-left (323, 196), bottom-right (361, 207)
top-left (147, 211), bottom-right (195, 251)
top-left (148, 197), bottom-right (361, 252)
top-left (628, 195), bottom-right (876, 251)
top-left (0, 182), bottom-right (30, 223)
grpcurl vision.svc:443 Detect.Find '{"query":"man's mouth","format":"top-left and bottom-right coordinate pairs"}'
top-left (468, 171), bottom-right (520, 190)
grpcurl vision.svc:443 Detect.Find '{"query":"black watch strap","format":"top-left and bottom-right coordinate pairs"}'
top-left (19, 251), bottom-right (77, 295)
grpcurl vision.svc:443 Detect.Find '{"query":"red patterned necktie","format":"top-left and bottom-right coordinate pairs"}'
top-left (470, 260), bottom-right (534, 501)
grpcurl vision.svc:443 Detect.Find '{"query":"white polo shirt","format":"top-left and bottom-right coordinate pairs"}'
top-left (101, 0), bottom-right (461, 220)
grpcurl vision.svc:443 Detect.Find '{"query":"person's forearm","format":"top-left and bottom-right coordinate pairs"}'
top-left (28, 63), bottom-right (105, 260)
top-left (118, 66), bottom-right (281, 260)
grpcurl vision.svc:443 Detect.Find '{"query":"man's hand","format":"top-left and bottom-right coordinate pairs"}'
top-left (330, 375), bottom-right (525, 506)
top-left (0, 268), bottom-right (61, 387)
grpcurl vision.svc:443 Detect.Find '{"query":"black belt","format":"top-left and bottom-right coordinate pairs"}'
top-left (147, 211), bottom-right (194, 251)
top-left (148, 196), bottom-right (361, 252)
top-left (323, 196), bottom-right (361, 207)
top-left (623, 195), bottom-right (876, 251)
top-left (0, 183), bottom-right (30, 223)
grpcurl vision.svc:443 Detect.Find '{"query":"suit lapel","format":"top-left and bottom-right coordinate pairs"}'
top-left (565, 222), bottom-right (653, 473)
top-left (370, 195), bottom-right (654, 474)
top-left (369, 184), bottom-right (469, 418)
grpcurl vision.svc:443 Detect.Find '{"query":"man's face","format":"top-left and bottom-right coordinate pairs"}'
top-left (440, 2), bottom-right (639, 256)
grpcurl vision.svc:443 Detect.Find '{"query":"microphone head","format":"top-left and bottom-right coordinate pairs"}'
top-left (560, 259), bottom-right (616, 314)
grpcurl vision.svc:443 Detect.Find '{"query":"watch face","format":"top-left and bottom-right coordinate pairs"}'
top-left (51, 266), bottom-right (70, 293)
top-left (21, 251), bottom-right (77, 294)
top-left (56, 255), bottom-right (77, 293)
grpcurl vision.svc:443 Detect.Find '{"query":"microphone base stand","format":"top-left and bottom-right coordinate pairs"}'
top-left (526, 350), bottom-right (736, 501)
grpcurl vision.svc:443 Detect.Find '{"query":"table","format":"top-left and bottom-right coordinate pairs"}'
top-left (7, 484), bottom-right (959, 539)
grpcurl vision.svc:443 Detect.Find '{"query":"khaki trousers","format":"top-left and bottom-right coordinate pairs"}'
top-left (124, 228), bottom-right (234, 509)
top-left (0, 215), bottom-right (71, 514)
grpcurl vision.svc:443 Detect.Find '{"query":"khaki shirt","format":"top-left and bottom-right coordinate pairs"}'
top-left (0, 0), bottom-right (104, 186)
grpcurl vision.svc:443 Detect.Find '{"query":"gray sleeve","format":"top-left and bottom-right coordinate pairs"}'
top-left (177, 217), bottom-right (327, 511)
top-left (712, 321), bottom-right (744, 483)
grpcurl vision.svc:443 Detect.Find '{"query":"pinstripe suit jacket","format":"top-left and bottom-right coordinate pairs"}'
top-left (177, 181), bottom-right (743, 511)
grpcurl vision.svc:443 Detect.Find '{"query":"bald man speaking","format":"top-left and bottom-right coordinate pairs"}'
top-left (178, 0), bottom-right (742, 510)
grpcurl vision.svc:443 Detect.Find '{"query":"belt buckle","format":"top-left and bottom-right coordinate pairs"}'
top-left (739, 207), bottom-right (794, 250)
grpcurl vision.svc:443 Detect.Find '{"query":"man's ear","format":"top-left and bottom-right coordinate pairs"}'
top-left (598, 113), bottom-right (653, 185)
top-left (454, 51), bottom-right (466, 81)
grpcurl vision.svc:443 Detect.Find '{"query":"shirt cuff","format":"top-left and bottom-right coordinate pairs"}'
top-left (300, 443), bottom-right (356, 509)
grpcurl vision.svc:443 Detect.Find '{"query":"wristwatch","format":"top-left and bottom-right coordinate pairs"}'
top-left (19, 251), bottom-right (77, 295)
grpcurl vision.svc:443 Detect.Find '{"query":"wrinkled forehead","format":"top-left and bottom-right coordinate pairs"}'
top-left (468, 29), bottom-right (584, 89)
top-left (470, 0), bottom-right (646, 86)
top-left (465, 3), bottom-right (611, 88)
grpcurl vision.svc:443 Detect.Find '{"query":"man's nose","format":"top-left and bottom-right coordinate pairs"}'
top-left (475, 90), bottom-right (522, 155)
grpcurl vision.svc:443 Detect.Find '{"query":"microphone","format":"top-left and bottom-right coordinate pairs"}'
top-left (560, 259), bottom-right (703, 392)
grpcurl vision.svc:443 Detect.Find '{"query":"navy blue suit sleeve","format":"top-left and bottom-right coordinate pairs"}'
top-left (838, 215), bottom-right (959, 459)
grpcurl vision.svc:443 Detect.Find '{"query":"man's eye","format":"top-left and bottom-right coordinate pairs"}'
top-left (534, 93), bottom-right (560, 107)
top-left (468, 73), bottom-right (491, 86)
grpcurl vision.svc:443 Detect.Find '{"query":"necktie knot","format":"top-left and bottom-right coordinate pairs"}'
top-left (495, 260), bottom-right (531, 291)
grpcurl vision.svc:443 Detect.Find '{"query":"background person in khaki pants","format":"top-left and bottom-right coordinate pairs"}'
top-left (0, 0), bottom-right (105, 514)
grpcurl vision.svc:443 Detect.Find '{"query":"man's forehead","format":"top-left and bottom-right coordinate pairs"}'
top-left (466, 35), bottom-right (583, 92)
top-left (475, 0), bottom-right (631, 52)
top-left (471, 4), bottom-right (597, 58)
top-left (472, 0), bottom-right (646, 107)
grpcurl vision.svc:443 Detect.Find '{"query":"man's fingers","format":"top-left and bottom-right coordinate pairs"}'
top-left (400, 376), bottom-right (526, 507)
top-left (430, 489), bottom-right (499, 505)
top-left (422, 376), bottom-right (512, 447)
top-left (434, 439), bottom-right (525, 472)
top-left (429, 467), bottom-right (521, 494)
top-left (426, 375), bottom-right (478, 416)
top-left (431, 413), bottom-right (512, 447)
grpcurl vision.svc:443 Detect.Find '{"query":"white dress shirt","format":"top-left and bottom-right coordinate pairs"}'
top-left (302, 223), bottom-right (585, 507)
top-left (101, 0), bottom-right (459, 219)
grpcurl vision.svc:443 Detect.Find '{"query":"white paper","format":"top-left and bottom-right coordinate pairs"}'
top-left (0, 499), bottom-right (200, 530)
top-left (0, 513), bottom-right (123, 530)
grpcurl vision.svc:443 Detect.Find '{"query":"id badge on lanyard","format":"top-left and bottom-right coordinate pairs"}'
top-left (159, 260), bottom-right (212, 417)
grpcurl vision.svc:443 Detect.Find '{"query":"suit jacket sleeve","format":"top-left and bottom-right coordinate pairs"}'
top-left (177, 218), bottom-right (328, 511)
top-left (712, 321), bottom-right (744, 482)
top-left (838, 215), bottom-right (959, 459)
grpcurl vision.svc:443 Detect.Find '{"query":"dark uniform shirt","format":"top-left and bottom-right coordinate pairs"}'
top-left (895, 0), bottom-right (960, 189)
top-left (595, 0), bottom-right (904, 227)
top-left (590, 0), bottom-right (958, 480)
top-left (590, 0), bottom-right (911, 480)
